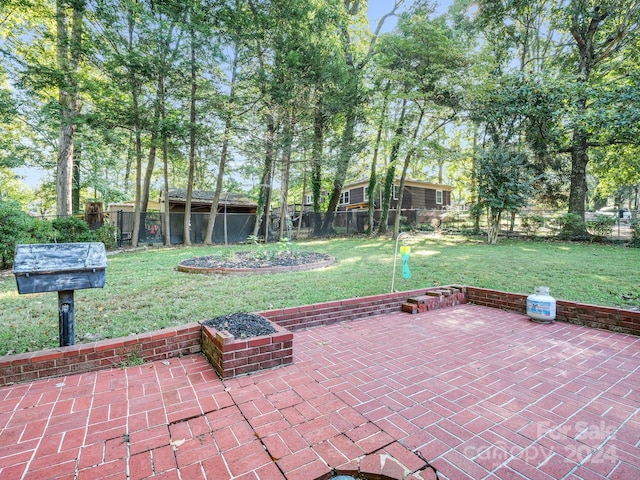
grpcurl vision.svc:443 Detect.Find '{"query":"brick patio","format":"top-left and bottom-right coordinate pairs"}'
top-left (1, 304), bottom-right (639, 479)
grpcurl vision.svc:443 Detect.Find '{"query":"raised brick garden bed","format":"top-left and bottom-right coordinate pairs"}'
top-left (200, 318), bottom-right (293, 378)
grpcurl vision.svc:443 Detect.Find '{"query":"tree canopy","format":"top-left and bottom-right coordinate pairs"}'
top-left (1, 0), bottom-right (638, 243)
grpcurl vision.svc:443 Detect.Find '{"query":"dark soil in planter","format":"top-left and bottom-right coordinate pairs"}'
top-left (202, 312), bottom-right (276, 339)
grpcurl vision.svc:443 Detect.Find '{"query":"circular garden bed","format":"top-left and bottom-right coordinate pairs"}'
top-left (177, 250), bottom-right (335, 275)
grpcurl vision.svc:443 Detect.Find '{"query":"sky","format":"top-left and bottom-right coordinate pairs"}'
top-left (367, 0), bottom-right (451, 31)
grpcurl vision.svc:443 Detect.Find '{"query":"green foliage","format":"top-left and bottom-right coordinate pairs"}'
top-left (476, 146), bottom-right (536, 244)
top-left (0, 201), bottom-right (32, 269)
top-left (476, 147), bottom-right (534, 212)
top-left (630, 221), bottom-right (640, 247)
top-left (51, 216), bottom-right (94, 243)
top-left (415, 222), bottom-right (435, 233)
top-left (520, 214), bottom-right (545, 238)
top-left (120, 349), bottom-right (144, 369)
top-left (25, 218), bottom-right (56, 243)
top-left (554, 213), bottom-right (585, 240)
top-left (93, 224), bottom-right (118, 250)
top-left (0, 200), bottom-right (117, 269)
top-left (586, 215), bottom-right (617, 239)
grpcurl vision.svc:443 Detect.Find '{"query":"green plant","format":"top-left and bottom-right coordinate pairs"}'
top-left (246, 234), bottom-right (260, 246)
top-left (26, 218), bottom-right (56, 243)
top-left (0, 200), bottom-right (33, 269)
top-left (52, 216), bottom-right (94, 243)
top-left (586, 215), bottom-right (616, 239)
top-left (415, 223), bottom-right (435, 232)
top-left (93, 224), bottom-right (118, 249)
top-left (120, 350), bottom-right (144, 368)
top-left (554, 213), bottom-right (585, 240)
top-left (520, 214), bottom-right (545, 237)
top-left (630, 221), bottom-right (640, 247)
top-left (276, 237), bottom-right (294, 255)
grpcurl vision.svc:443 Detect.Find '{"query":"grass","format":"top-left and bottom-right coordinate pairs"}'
top-left (0, 235), bottom-right (639, 356)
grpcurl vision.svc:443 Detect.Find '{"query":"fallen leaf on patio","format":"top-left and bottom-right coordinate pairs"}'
top-left (170, 439), bottom-right (185, 449)
top-left (161, 360), bottom-right (170, 365)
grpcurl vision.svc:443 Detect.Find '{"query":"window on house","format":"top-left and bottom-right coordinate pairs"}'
top-left (339, 190), bottom-right (350, 205)
top-left (304, 194), bottom-right (312, 205)
top-left (436, 190), bottom-right (443, 204)
top-left (392, 185), bottom-right (399, 200)
top-left (364, 186), bottom-right (369, 202)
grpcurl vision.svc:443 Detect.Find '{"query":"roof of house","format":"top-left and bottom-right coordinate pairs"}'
top-left (161, 188), bottom-right (257, 207)
top-left (343, 178), bottom-right (454, 191)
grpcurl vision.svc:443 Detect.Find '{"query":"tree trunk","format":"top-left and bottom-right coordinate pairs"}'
top-left (183, 23), bottom-right (198, 247)
top-left (72, 147), bottom-right (80, 214)
top-left (378, 98), bottom-right (407, 235)
top-left (297, 168), bottom-right (307, 239)
top-left (566, 8), bottom-right (608, 222)
top-left (204, 44), bottom-right (239, 245)
top-left (252, 111), bottom-right (276, 241)
top-left (141, 87), bottom-right (160, 214)
top-left (131, 120), bottom-right (142, 247)
top-left (394, 106), bottom-right (425, 238)
top-left (568, 127), bottom-right (589, 222)
top-left (162, 132), bottom-right (170, 246)
top-left (56, 0), bottom-right (83, 217)
top-left (487, 209), bottom-right (502, 245)
top-left (311, 97), bottom-right (324, 234)
top-left (278, 113), bottom-right (293, 240)
top-left (321, 107), bottom-right (356, 234)
top-left (368, 83), bottom-right (389, 235)
top-left (129, 23), bottom-right (143, 246)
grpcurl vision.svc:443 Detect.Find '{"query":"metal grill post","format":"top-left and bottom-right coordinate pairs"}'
top-left (58, 290), bottom-right (75, 346)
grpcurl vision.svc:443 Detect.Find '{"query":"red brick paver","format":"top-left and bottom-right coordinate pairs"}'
top-left (1, 304), bottom-right (639, 479)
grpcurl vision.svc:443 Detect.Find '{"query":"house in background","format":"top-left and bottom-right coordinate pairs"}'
top-left (332, 178), bottom-right (454, 232)
top-left (338, 178), bottom-right (453, 211)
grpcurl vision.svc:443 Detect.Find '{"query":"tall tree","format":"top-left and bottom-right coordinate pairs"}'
top-left (319, 0), bottom-right (407, 234)
top-left (56, 0), bottom-right (84, 216)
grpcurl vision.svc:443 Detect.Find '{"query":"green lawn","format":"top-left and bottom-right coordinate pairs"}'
top-left (1, 235), bottom-right (638, 356)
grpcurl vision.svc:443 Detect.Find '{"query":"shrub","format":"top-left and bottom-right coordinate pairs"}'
top-left (52, 216), bottom-right (94, 243)
top-left (93, 224), bottom-right (118, 250)
top-left (0, 204), bottom-right (118, 269)
top-left (630, 221), bottom-right (640, 247)
top-left (520, 214), bottom-right (545, 237)
top-left (26, 218), bottom-right (56, 243)
top-left (0, 201), bottom-right (32, 269)
top-left (415, 222), bottom-right (435, 232)
top-left (586, 215), bottom-right (616, 239)
top-left (554, 213), bottom-right (585, 240)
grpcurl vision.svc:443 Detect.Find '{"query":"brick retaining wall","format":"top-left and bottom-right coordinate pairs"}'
top-left (466, 286), bottom-right (640, 336)
top-left (0, 324), bottom-right (201, 386)
top-left (2, 285), bottom-right (639, 386)
top-left (257, 286), bottom-right (466, 331)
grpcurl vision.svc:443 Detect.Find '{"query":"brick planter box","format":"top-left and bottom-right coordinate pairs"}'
top-left (200, 318), bottom-right (293, 379)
